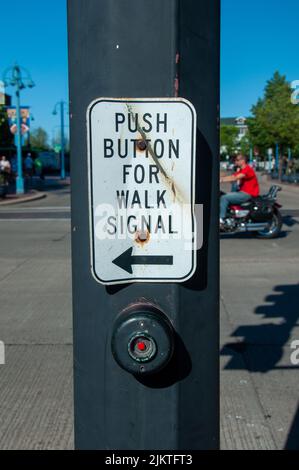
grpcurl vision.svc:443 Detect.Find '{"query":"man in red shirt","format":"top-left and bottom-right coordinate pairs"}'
top-left (220, 154), bottom-right (260, 224)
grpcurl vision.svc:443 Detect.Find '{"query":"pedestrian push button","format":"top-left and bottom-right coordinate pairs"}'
top-left (128, 333), bottom-right (157, 363)
top-left (111, 303), bottom-right (174, 375)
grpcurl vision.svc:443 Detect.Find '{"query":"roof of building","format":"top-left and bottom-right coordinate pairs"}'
top-left (221, 116), bottom-right (249, 126)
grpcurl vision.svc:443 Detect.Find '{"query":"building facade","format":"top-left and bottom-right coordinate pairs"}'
top-left (221, 116), bottom-right (248, 141)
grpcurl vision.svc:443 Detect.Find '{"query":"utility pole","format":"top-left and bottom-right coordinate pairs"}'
top-left (53, 101), bottom-right (67, 180)
top-left (275, 142), bottom-right (279, 172)
top-left (249, 146), bottom-right (253, 165)
top-left (268, 148), bottom-right (273, 173)
top-left (15, 76), bottom-right (23, 193)
top-left (68, 0), bottom-right (220, 450)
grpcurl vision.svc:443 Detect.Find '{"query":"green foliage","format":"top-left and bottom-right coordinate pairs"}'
top-left (220, 125), bottom-right (239, 158)
top-left (248, 71), bottom-right (299, 156)
top-left (239, 133), bottom-right (253, 157)
top-left (30, 127), bottom-right (49, 151)
top-left (51, 134), bottom-right (70, 153)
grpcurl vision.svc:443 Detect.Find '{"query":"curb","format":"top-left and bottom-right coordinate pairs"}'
top-left (262, 174), bottom-right (299, 192)
top-left (0, 191), bottom-right (47, 207)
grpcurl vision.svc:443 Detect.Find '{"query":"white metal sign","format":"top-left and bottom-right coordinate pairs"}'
top-left (87, 98), bottom-right (197, 285)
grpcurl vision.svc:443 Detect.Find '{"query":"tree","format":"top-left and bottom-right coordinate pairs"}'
top-left (239, 133), bottom-right (252, 158)
top-left (220, 125), bottom-right (239, 158)
top-left (248, 72), bottom-right (299, 156)
top-left (30, 127), bottom-right (49, 150)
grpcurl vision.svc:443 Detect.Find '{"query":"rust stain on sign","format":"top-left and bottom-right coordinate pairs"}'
top-left (126, 103), bottom-right (185, 204)
top-left (134, 229), bottom-right (151, 246)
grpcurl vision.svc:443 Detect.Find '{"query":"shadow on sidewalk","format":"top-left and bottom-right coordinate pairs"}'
top-left (285, 405), bottom-right (299, 450)
top-left (282, 214), bottom-right (299, 228)
top-left (221, 283), bottom-right (299, 449)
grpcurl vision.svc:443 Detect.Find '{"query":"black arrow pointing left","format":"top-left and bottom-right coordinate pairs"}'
top-left (112, 247), bottom-right (173, 274)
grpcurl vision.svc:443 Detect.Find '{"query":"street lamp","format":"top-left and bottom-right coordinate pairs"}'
top-left (2, 64), bottom-right (35, 194)
top-left (53, 101), bottom-right (68, 180)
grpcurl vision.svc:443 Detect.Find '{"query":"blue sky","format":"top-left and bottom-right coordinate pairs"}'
top-left (0, 0), bottom-right (298, 138)
top-left (0, 0), bottom-right (68, 141)
top-left (221, 0), bottom-right (299, 117)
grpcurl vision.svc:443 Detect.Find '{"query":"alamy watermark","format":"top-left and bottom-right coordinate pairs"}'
top-left (93, 203), bottom-right (204, 252)
top-left (0, 341), bottom-right (5, 365)
top-left (290, 80), bottom-right (299, 104)
top-left (290, 340), bottom-right (299, 365)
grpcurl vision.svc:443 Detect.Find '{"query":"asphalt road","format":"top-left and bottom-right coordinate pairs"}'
top-left (220, 178), bottom-right (299, 450)
top-left (0, 178), bottom-right (298, 449)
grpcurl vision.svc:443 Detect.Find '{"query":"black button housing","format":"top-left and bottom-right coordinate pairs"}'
top-left (111, 303), bottom-right (175, 375)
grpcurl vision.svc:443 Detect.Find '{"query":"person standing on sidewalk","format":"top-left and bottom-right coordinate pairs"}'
top-left (24, 153), bottom-right (34, 178)
top-left (0, 156), bottom-right (11, 197)
top-left (220, 154), bottom-right (260, 226)
top-left (34, 156), bottom-right (45, 181)
top-left (0, 156), bottom-right (11, 175)
top-left (0, 156), bottom-right (11, 182)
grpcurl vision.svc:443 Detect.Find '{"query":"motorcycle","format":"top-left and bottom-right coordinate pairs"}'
top-left (220, 185), bottom-right (283, 239)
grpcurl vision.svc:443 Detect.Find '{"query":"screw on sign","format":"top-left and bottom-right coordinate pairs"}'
top-left (87, 98), bottom-right (198, 285)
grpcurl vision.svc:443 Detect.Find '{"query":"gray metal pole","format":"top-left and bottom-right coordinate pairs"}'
top-left (68, 0), bottom-right (219, 450)
top-left (60, 101), bottom-right (66, 180)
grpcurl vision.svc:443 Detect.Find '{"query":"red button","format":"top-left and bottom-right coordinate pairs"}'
top-left (137, 341), bottom-right (146, 352)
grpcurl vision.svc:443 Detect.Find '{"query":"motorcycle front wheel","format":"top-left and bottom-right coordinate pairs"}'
top-left (256, 209), bottom-right (283, 239)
